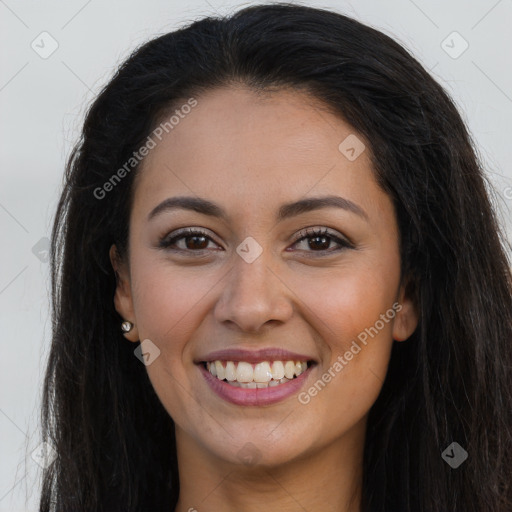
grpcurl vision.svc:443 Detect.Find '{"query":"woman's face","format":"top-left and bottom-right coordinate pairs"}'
top-left (112, 86), bottom-right (418, 468)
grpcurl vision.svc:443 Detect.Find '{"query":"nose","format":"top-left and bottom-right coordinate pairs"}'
top-left (213, 250), bottom-right (294, 333)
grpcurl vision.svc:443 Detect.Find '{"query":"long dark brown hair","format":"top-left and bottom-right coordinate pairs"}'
top-left (39, 3), bottom-right (512, 511)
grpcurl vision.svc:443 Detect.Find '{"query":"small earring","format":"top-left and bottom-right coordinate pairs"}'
top-left (121, 321), bottom-right (134, 333)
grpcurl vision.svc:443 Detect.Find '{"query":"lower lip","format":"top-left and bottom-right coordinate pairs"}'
top-left (199, 363), bottom-right (314, 406)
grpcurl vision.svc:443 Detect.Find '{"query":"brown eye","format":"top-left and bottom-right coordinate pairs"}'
top-left (291, 227), bottom-right (352, 254)
top-left (159, 228), bottom-right (219, 252)
top-left (183, 234), bottom-right (209, 250)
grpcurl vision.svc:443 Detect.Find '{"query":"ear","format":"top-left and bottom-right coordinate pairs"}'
top-left (392, 276), bottom-right (419, 342)
top-left (110, 244), bottom-right (139, 343)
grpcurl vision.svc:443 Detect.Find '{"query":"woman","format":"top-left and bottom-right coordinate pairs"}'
top-left (39, 3), bottom-right (512, 511)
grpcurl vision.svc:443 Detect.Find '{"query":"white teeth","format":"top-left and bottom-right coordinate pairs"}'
top-left (215, 361), bottom-right (225, 380)
top-left (236, 362), bottom-right (253, 383)
top-left (253, 362), bottom-right (272, 383)
top-left (239, 378), bottom-right (290, 389)
top-left (225, 361), bottom-right (236, 381)
top-left (271, 361), bottom-right (285, 380)
top-left (206, 359), bottom-right (310, 386)
top-left (284, 361), bottom-right (296, 379)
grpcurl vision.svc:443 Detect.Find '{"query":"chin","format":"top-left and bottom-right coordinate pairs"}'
top-left (200, 427), bottom-right (315, 469)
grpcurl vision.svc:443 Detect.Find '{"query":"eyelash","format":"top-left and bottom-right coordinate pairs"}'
top-left (158, 227), bottom-right (353, 256)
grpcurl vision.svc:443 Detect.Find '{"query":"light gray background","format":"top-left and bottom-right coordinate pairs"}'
top-left (1, 0), bottom-right (511, 510)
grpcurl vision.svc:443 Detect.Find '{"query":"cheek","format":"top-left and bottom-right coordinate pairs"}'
top-left (289, 259), bottom-right (399, 351)
top-left (130, 260), bottom-right (218, 347)
top-left (291, 260), bottom-right (398, 418)
top-left (128, 260), bottom-right (214, 425)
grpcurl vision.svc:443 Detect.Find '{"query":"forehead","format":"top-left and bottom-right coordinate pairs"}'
top-left (146, 85), bottom-right (353, 163)
top-left (131, 85), bottom-right (388, 225)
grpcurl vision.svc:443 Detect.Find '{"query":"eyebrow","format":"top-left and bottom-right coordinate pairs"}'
top-left (147, 195), bottom-right (368, 222)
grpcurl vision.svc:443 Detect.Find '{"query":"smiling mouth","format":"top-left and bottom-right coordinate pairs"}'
top-left (203, 360), bottom-right (315, 389)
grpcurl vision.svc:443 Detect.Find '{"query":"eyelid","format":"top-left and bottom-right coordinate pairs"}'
top-left (158, 227), bottom-right (221, 250)
top-left (159, 225), bottom-right (353, 254)
top-left (292, 226), bottom-right (353, 247)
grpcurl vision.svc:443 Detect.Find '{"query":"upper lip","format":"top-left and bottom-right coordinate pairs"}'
top-left (196, 348), bottom-right (317, 364)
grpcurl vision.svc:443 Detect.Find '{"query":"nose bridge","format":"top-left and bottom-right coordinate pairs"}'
top-left (214, 242), bottom-right (293, 331)
top-left (232, 248), bottom-right (270, 294)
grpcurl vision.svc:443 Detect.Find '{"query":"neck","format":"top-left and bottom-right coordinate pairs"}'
top-left (173, 421), bottom-right (365, 512)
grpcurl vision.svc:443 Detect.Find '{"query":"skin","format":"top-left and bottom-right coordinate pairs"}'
top-left (110, 85), bottom-right (418, 512)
